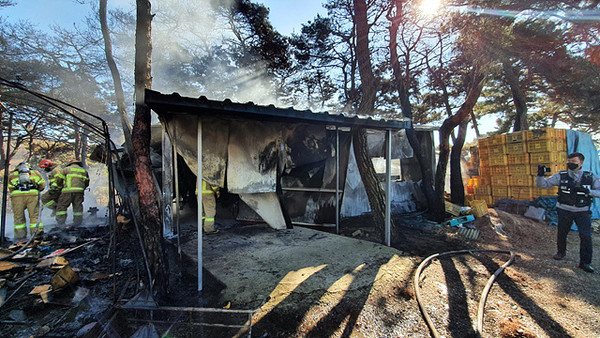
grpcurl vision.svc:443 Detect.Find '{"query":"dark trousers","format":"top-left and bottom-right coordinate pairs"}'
top-left (557, 208), bottom-right (593, 264)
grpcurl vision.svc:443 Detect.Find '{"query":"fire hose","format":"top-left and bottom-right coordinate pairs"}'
top-left (413, 249), bottom-right (516, 338)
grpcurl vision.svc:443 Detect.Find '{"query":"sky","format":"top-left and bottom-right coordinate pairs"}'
top-left (0, 0), bottom-right (498, 142)
top-left (0, 0), bottom-right (328, 36)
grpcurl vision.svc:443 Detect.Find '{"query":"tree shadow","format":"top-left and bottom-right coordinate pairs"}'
top-left (476, 254), bottom-right (571, 337)
top-left (440, 256), bottom-right (479, 338)
top-left (253, 258), bottom-right (384, 337)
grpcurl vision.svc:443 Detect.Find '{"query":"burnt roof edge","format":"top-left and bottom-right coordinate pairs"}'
top-left (145, 89), bottom-right (412, 130)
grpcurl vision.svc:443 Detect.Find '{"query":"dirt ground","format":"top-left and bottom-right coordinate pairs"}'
top-left (1, 207), bottom-right (600, 337)
top-left (367, 208), bottom-right (600, 338)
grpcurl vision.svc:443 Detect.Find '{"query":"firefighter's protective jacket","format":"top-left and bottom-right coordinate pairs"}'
top-left (57, 162), bottom-right (89, 193)
top-left (47, 163), bottom-right (64, 190)
top-left (8, 168), bottom-right (46, 196)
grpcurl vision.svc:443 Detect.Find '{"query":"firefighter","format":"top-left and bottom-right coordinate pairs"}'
top-left (197, 179), bottom-right (219, 234)
top-left (55, 160), bottom-right (89, 226)
top-left (536, 152), bottom-right (600, 273)
top-left (39, 159), bottom-right (63, 216)
top-left (7, 162), bottom-right (46, 239)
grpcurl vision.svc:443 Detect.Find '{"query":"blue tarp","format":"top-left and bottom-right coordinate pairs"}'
top-left (566, 130), bottom-right (600, 220)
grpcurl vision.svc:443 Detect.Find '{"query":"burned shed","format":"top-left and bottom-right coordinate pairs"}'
top-left (145, 89), bottom-right (435, 235)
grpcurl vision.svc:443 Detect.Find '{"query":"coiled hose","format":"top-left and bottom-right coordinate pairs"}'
top-left (413, 249), bottom-right (516, 338)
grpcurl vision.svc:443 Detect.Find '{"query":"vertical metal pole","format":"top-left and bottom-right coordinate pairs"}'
top-left (197, 118), bottom-right (203, 291)
top-left (335, 127), bottom-right (340, 235)
top-left (1, 110), bottom-right (13, 246)
top-left (385, 129), bottom-right (392, 247)
top-left (104, 127), bottom-right (118, 302)
top-left (173, 126), bottom-right (181, 256)
top-left (161, 127), bottom-right (173, 236)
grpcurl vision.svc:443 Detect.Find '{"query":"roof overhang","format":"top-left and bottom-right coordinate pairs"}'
top-left (145, 89), bottom-right (412, 130)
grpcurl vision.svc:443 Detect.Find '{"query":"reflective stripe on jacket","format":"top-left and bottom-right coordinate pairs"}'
top-left (59, 164), bottom-right (89, 193)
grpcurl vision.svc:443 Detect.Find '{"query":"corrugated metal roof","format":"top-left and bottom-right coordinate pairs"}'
top-left (145, 89), bottom-right (412, 130)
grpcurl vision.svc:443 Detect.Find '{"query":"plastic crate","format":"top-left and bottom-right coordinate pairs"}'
top-left (507, 153), bottom-right (530, 165)
top-left (511, 186), bottom-right (533, 200)
top-left (527, 139), bottom-right (566, 153)
top-left (527, 128), bottom-right (565, 141)
top-left (445, 200), bottom-right (462, 216)
top-left (529, 151), bottom-right (567, 164)
top-left (489, 134), bottom-right (507, 145)
top-left (491, 175), bottom-right (509, 186)
top-left (533, 186), bottom-right (559, 197)
top-left (506, 131), bottom-right (528, 143)
top-left (479, 146), bottom-right (490, 158)
top-left (472, 176), bottom-right (490, 187)
top-left (490, 155), bottom-right (509, 166)
top-left (492, 186), bottom-right (511, 197)
top-left (474, 185), bottom-right (491, 195)
top-left (478, 137), bottom-right (491, 148)
top-left (508, 164), bottom-right (531, 175)
top-left (489, 144), bottom-right (508, 156)
top-left (490, 166), bottom-right (509, 175)
top-left (506, 142), bottom-right (528, 154)
top-left (474, 194), bottom-right (493, 206)
top-left (530, 163), bottom-right (564, 176)
top-left (509, 174), bottom-right (533, 186)
top-left (468, 200), bottom-right (489, 217)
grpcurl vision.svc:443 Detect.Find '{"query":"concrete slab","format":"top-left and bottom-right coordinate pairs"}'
top-left (179, 223), bottom-right (419, 332)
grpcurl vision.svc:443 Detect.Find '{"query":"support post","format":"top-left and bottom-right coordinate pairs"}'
top-left (173, 126), bottom-right (181, 256)
top-left (197, 118), bottom-right (203, 291)
top-left (335, 127), bottom-right (340, 235)
top-left (1, 110), bottom-right (13, 246)
top-left (385, 129), bottom-right (392, 247)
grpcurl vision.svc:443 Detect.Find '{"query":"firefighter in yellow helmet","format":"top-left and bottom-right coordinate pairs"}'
top-left (55, 160), bottom-right (89, 226)
top-left (7, 162), bottom-right (46, 239)
top-left (196, 179), bottom-right (219, 234)
top-left (39, 159), bottom-right (63, 216)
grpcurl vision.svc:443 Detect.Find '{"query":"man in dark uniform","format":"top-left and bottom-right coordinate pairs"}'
top-left (536, 152), bottom-right (600, 273)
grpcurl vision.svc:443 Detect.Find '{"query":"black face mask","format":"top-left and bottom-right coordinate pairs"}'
top-left (567, 162), bottom-right (579, 170)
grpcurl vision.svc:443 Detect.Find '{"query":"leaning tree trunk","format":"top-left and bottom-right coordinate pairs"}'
top-left (433, 67), bottom-right (485, 221)
top-left (387, 6), bottom-right (436, 217)
top-left (450, 119), bottom-right (468, 206)
top-left (352, 0), bottom-right (396, 242)
top-left (503, 61), bottom-right (528, 131)
top-left (100, 0), bottom-right (134, 156)
top-left (133, 0), bottom-right (168, 299)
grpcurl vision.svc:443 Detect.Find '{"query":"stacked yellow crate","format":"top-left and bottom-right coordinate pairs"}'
top-left (474, 137), bottom-right (492, 206)
top-left (488, 134), bottom-right (510, 206)
top-left (473, 128), bottom-right (566, 206)
top-left (528, 128), bottom-right (566, 197)
top-left (506, 131), bottom-right (533, 201)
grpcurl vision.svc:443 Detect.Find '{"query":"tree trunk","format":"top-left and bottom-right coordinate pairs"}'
top-left (133, 0), bottom-right (168, 299)
top-left (100, 0), bottom-right (134, 157)
top-left (503, 61), bottom-right (528, 131)
top-left (387, 5), bottom-right (436, 217)
top-left (351, 0), bottom-right (394, 241)
top-left (470, 111), bottom-right (480, 138)
top-left (450, 120), bottom-right (468, 205)
top-left (434, 67), bottom-right (485, 221)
